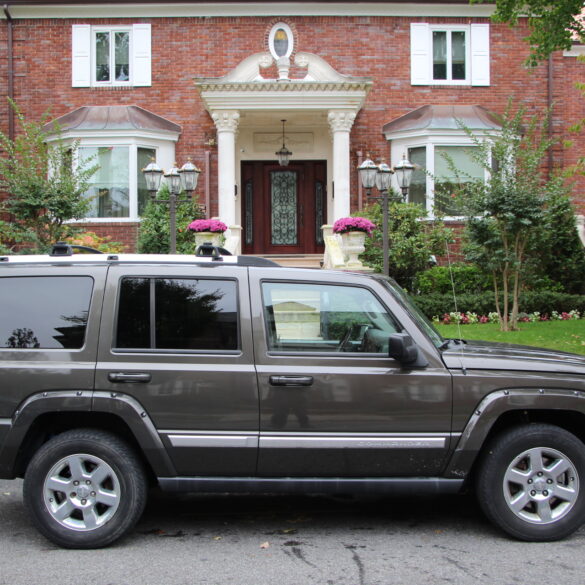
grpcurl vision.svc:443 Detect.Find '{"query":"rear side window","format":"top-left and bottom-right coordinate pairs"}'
top-left (0, 276), bottom-right (94, 349)
top-left (116, 277), bottom-right (238, 351)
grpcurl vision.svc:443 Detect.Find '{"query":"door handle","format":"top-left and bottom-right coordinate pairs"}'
top-left (269, 375), bottom-right (313, 387)
top-left (108, 372), bottom-right (152, 383)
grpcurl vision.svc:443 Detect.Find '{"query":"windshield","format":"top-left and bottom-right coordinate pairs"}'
top-left (378, 276), bottom-right (445, 348)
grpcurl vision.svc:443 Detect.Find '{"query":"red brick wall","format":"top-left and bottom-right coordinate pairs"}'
top-left (1, 14), bottom-right (583, 250)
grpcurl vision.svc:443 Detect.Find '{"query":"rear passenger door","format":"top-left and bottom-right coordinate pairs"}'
top-left (96, 265), bottom-right (258, 477)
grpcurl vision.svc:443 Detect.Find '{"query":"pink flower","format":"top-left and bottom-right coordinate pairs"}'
top-left (332, 217), bottom-right (376, 236)
top-left (441, 313), bottom-right (451, 324)
top-left (188, 219), bottom-right (228, 233)
top-left (479, 315), bottom-right (489, 323)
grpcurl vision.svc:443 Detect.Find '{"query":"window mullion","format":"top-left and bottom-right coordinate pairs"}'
top-left (446, 31), bottom-right (453, 82)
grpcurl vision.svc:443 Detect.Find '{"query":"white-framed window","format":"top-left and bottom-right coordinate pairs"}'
top-left (410, 23), bottom-right (490, 86)
top-left (268, 22), bottom-right (294, 61)
top-left (65, 137), bottom-right (175, 221)
top-left (72, 24), bottom-right (151, 87)
top-left (390, 138), bottom-right (488, 218)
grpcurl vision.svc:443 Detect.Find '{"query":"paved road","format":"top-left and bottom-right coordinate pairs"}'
top-left (1, 477), bottom-right (584, 585)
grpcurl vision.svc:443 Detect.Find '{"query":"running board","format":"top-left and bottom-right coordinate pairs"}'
top-left (157, 477), bottom-right (464, 495)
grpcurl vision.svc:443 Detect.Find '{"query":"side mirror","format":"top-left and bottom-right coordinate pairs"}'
top-left (388, 333), bottom-right (427, 367)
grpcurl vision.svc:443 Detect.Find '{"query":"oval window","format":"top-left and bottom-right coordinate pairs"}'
top-left (268, 23), bottom-right (294, 60)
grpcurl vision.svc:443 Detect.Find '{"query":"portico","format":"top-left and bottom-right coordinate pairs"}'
top-left (196, 51), bottom-right (371, 254)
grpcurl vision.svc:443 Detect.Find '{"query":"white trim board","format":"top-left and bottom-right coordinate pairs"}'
top-left (3, 3), bottom-right (495, 19)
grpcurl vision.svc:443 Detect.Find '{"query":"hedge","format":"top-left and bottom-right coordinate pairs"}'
top-left (412, 291), bottom-right (585, 320)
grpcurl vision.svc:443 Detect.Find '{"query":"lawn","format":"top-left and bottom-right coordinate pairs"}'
top-left (435, 320), bottom-right (585, 356)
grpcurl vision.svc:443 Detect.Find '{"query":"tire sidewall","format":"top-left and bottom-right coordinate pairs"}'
top-left (478, 424), bottom-right (585, 541)
top-left (24, 430), bottom-right (146, 549)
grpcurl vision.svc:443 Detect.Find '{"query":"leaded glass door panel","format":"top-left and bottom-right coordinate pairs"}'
top-left (270, 170), bottom-right (298, 247)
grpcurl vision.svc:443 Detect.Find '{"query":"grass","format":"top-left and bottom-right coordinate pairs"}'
top-left (435, 320), bottom-right (585, 356)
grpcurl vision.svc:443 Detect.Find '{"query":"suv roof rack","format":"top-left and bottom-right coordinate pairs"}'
top-left (0, 249), bottom-right (280, 268)
top-left (50, 242), bottom-right (104, 256)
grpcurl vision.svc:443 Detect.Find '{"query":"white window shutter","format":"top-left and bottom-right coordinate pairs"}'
top-left (132, 23), bottom-right (152, 86)
top-left (410, 23), bottom-right (430, 85)
top-left (470, 24), bottom-right (490, 86)
top-left (71, 25), bottom-right (91, 87)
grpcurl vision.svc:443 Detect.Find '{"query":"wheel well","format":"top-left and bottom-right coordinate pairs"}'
top-left (466, 408), bottom-right (585, 484)
top-left (14, 412), bottom-right (156, 483)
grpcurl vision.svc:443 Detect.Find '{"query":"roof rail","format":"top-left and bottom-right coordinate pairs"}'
top-left (50, 242), bottom-right (104, 256)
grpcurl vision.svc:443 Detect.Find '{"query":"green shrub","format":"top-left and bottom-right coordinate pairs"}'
top-left (137, 184), bottom-right (205, 254)
top-left (413, 291), bottom-right (585, 320)
top-left (413, 263), bottom-right (492, 295)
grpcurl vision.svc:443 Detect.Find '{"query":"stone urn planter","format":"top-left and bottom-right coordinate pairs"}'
top-left (341, 230), bottom-right (367, 269)
top-left (188, 219), bottom-right (227, 252)
top-left (332, 217), bottom-right (376, 270)
top-left (193, 231), bottom-right (223, 249)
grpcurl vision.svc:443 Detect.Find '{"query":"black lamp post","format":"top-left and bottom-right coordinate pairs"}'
top-left (142, 159), bottom-right (201, 254)
top-left (358, 155), bottom-right (394, 276)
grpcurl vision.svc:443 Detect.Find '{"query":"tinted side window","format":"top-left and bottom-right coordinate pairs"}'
top-left (116, 277), bottom-right (238, 351)
top-left (0, 276), bottom-right (93, 349)
top-left (262, 282), bottom-right (399, 353)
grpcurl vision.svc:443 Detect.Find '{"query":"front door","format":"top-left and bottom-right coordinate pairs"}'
top-left (241, 161), bottom-right (326, 255)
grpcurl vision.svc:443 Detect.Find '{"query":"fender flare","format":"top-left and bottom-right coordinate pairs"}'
top-left (0, 390), bottom-right (175, 478)
top-left (444, 388), bottom-right (585, 479)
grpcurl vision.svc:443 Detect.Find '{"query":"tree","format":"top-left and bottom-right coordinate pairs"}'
top-left (451, 106), bottom-right (569, 330)
top-left (0, 101), bottom-right (99, 252)
top-left (472, 0), bottom-right (585, 65)
top-left (358, 201), bottom-right (452, 290)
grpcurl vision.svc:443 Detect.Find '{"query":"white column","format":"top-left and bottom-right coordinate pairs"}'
top-left (328, 110), bottom-right (356, 220)
top-left (212, 110), bottom-right (240, 227)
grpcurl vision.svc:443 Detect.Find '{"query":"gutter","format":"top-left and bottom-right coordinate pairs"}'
top-left (3, 4), bottom-right (14, 141)
top-left (547, 53), bottom-right (554, 176)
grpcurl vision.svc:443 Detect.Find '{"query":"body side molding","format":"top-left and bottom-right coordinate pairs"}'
top-left (158, 476), bottom-right (464, 495)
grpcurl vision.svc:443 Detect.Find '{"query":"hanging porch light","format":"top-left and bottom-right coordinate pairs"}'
top-left (275, 119), bottom-right (292, 166)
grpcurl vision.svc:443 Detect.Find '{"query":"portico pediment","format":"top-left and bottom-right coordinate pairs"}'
top-left (195, 52), bottom-right (372, 112)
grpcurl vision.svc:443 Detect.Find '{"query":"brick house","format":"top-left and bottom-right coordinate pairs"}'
top-left (1, 0), bottom-right (584, 254)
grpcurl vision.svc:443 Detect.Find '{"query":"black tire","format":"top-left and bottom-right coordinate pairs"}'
top-left (23, 429), bottom-right (147, 549)
top-left (476, 423), bottom-right (585, 541)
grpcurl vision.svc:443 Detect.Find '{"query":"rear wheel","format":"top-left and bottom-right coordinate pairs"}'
top-left (23, 429), bottom-right (147, 549)
top-left (476, 424), bottom-right (585, 541)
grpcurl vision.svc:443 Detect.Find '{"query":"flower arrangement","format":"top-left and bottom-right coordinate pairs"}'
top-left (188, 219), bottom-right (227, 233)
top-left (433, 310), bottom-right (582, 325)
top-left (332, 217), bottom-right (376, 236)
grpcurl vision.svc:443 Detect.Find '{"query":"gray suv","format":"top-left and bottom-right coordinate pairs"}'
top-left (1, 249), bottom-right (585, 548)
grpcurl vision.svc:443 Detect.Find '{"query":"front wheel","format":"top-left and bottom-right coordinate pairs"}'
top-left (476, 424), bottom-right (585, 541)
top-left (23, 429), bottom-right (147, 549)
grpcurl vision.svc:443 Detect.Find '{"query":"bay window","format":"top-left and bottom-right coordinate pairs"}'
top-left (79, 145), bottom-right (157, 220)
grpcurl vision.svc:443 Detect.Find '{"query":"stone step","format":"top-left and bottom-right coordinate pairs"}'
top-left (257, 254), bottom-right (323, 269)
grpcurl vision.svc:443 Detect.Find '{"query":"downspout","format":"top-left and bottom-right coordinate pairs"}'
top-left (3, 4), bottom-right (14, 141)
top-left (547, 53), bottom-right (554, 176)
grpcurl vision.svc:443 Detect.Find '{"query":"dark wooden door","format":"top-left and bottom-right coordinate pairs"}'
top-left (241, 161), bottom-right (326, 255)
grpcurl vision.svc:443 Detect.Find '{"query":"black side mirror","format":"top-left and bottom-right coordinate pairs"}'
top-left (388, 333), bottom-right (427, 367)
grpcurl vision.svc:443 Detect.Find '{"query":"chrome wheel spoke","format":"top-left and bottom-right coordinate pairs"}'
top-left (509, 490), bottom-right (530, 513)
top-left (554, 484), bottom-right (578, 504)
top-left (89, 464), bottom-right (111, 487)
top-left (535, 499), bottom-right (553, 523)
top-left (45, 476), bottom-right (71, 493)
top-left (67, 455), bottom-right (88, 481)
top-left (53, 500), bottom-right (76, 522)
top-left (505, 467), bottom-right (530, 487)
top-left (528, 449), bottom-right (546, 474)
top-left (82, 507), bottom-right (99, 530)
top-left (96, 489), bottom-right (118, 507)
top-left (547, 458), bottom-right (572, 477)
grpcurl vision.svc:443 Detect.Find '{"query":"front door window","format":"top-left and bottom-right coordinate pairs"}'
top-left (271, 170), bottom-right (298, 246)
